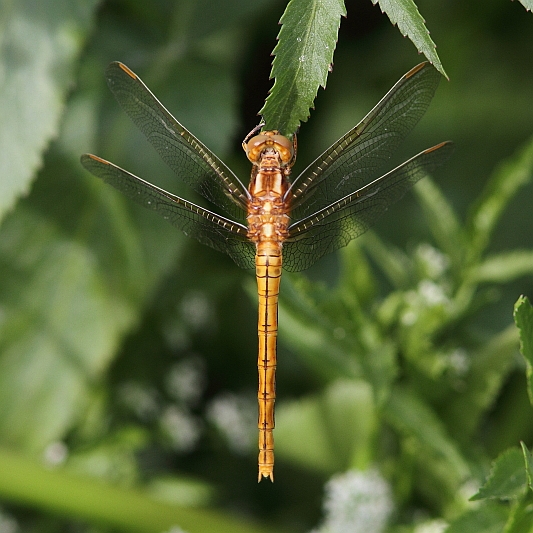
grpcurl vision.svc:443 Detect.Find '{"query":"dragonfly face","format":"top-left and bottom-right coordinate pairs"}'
top-left (244, 130), bottom-right (295, 168)
top-left (81, 61), bottom-right (452, 482)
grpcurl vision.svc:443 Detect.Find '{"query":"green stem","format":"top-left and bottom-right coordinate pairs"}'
top-left (0, 448), bottom-right (273, 533)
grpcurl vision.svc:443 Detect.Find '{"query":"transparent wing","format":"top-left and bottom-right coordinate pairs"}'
top-left (81, 154), bottom-right (256, 270)
top-left (283, 142), bottom-right (453, 272)
top-left (105, 62), bottom-right (249, 220)
top-left (288, 62), bottom-right (442, 220)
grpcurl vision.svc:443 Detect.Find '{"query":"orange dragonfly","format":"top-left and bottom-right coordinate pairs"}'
top-left (81, 61), bottom-right (452, 482)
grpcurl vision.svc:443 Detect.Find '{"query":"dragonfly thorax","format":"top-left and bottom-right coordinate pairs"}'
top-left (246, 167), bottom-right (291, 244)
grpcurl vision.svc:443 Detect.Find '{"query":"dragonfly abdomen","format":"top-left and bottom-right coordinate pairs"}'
top-left (249, 198), bottom-right (289, 482)
top-left (255, 239), bottom-right (282, 482)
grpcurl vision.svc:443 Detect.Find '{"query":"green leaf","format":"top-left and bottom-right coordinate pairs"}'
top-left (371, 0), bottom-right (445, 77)
top-left (385, 386), bottom-right (470, 484)
top-left (444, 503), bottom-right (508, 533)
top-left (466, 135), bottom-right (533, 263)
top-left (503, 498), bottom-right (533, 533)
top-left (260, 0), bottom-right (346, 135)
top-left (0, 208), bottom-right (136, 452)
top-left (520, 442), bottom-right (533, 492)
top-left (473, 251), bottom-right (533, 284)
top-left (277, 275), bottom-right (360, 380)
top-left (147, 476), bottom-right (213, 507)
top-left (471, 448), bottom-right (527, 501)
top-left (361, 232), bottom-right (412, 289)
top-left (0, 0), bottom-right (248, 457)
top-left (514, 296), bottom-right (533, 406)
top-left (443, 324), bottom-right (518, 440)
top-left (414, 177), bottom-right (465, 270)
top-left (338, 240), bottom-right (378, 305)
top-left (0, 447), bottom-right (270, 533)
top-left (0, 0), bottom-right (98, 223)
top-left (517, 0), bottom-right (533, 12)
top-left (275, 379), bottom-right (377, 473)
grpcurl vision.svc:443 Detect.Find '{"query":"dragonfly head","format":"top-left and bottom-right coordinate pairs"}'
top-left (244, 131), bottom-right (295, 168)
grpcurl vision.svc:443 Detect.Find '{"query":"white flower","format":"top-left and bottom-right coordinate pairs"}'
top-left (311, 469), bottom-right (393, 533)
top-left (206, 393), bottom-right (255, 453)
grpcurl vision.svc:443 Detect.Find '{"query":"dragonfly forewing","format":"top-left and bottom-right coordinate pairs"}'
top-left (81, 154), bottom-right (256, 270)
top-left (105, 62), bottom-right (250, 220)
top-left (282, 141), bottom-right (454, 272)
top-left (288, 62), bottom-right (442, 220)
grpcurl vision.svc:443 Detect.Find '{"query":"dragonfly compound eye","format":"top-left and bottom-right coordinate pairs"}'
top-left (245, 132), bottom-right (294, 165)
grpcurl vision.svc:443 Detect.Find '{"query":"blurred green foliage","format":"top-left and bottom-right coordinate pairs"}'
top-left (0, 1), bottom-right (532, 533)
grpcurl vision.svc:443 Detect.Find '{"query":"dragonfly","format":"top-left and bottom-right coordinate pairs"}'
top-left (81, 61), bottom-right (452, 482)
